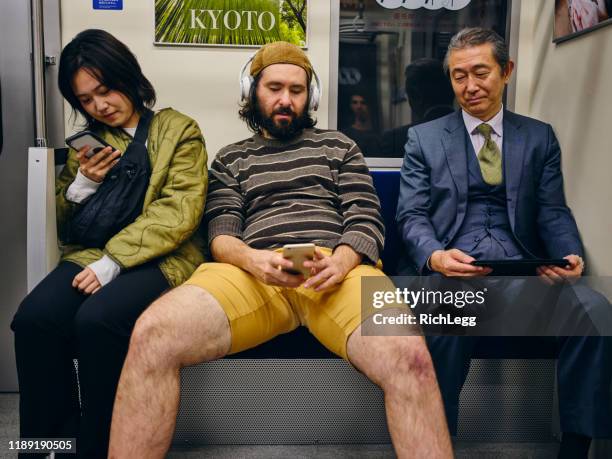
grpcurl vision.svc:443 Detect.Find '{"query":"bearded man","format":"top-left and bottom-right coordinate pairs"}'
top-left (108, 41), bottom-right (452, 459)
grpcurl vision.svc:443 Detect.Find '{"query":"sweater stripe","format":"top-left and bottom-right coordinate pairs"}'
top-left (205, 129), bottom-right (384, 263)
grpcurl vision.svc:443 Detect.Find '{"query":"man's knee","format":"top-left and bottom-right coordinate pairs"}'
top-left (387, 337), bottom-right (437, 385)
top-left (564, 285), bottom-right (612, 334)
top-left (126, 295), bottom-right (187, 369)
top-left (351, 334), bottom-right (437, 390)
top-left (582, 288), bottom-right (612, 318)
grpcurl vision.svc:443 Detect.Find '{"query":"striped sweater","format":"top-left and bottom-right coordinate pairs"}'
top-left (205, 129), bottom-right (384, 263)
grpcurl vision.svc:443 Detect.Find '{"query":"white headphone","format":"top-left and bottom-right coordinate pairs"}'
top-left (239, 52), bottom-right (322, 112)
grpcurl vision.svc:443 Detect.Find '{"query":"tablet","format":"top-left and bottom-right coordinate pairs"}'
top-left (471, 259), bottom-right (570, 276)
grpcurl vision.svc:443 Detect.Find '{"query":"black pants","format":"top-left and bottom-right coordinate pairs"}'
top-left (11, 261), bottom-right (169, 458)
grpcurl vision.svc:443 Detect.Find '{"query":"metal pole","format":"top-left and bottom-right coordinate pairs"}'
top-left (31, 0), bottom-right (47, 147)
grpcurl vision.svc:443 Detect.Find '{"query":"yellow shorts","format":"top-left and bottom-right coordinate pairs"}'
top-left (184, 248), bottom-right (387, 360)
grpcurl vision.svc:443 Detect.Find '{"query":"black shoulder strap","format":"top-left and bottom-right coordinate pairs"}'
top-left (133, 109), bottom-right (154, 144)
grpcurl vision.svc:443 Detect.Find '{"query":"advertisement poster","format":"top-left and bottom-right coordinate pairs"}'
top-left (554, 0), bottom-right (612, 43)
top-left (155, 0), bottom-right (308, 47)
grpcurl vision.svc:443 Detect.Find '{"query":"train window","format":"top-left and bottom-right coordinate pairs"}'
top-left (337, 0), bottom-right (510, 159)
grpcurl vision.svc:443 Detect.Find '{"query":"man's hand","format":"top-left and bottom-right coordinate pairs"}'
top-left (536, 254), bottom-right (584, 285)
top-left (429, 249), bottom-right (492, 277)
top-left (77, 145), bottom-right (121, 183)
top-left (72, 267), bottom-right (102, 295)
top-left (245, 248), bottom-right (305, 288)
top-left (302, 245), bottom-right (362, 291)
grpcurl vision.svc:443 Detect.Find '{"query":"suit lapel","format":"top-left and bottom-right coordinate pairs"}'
top-left (502, 111), bottom-right (525, 228)
top-left (441, 111), bottom-right (468, 203)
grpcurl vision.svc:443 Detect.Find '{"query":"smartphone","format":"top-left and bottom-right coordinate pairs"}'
top-left (282, 243), bottom-right (315, 277)
top-left (65, 130), bottom-right (115, 158)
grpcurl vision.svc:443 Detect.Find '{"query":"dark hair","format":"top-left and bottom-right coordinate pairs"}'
top-left (58, 29), bottom-right (156, 129)
top-left (349, 92), bottom-right (369, 104)
top-left (443, 27), bottom-right (510, 74)
top-left (239, 73), bottom-right (316, 135)
top-left (405, 58), bottom-right (455, 109)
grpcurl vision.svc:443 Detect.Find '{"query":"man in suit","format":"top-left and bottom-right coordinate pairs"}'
top-left (396, 27), bottom-right (611, 459)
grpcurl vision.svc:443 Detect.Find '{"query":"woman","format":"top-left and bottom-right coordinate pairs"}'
top-left (11, 29), bottom-right (207, 458)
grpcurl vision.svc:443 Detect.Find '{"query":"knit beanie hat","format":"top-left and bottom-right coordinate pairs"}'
top-left (250, 41), bottom-right (313, 82)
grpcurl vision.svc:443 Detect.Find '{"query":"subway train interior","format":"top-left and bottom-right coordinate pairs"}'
top-left (1, 1), bottom-right (611, 458)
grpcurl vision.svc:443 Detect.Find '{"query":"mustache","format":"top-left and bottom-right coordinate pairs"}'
top-left (272, 107), bottom-right (296, 117)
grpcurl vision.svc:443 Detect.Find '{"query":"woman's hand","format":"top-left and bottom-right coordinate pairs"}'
top-left (76, 145), bottom-right (121, 183)
top-left (72, 267), bottom-right (102, 295)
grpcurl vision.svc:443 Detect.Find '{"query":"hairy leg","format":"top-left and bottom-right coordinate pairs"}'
top-left (347, 328), bottom-right (453, 458)
top-left (108, 285), bottom-right (231, 459)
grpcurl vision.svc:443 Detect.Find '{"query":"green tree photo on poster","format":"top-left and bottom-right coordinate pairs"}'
top-left (155, 0), bottom-right (308, 47)
top-left (280, 0), bottom-right (307, 45)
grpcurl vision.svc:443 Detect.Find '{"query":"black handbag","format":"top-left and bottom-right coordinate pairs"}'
top-left (66, 109), bottom-right (154, 248)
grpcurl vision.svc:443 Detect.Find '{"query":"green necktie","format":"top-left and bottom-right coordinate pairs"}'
top-left (476, 123), bottom-right (502, 185)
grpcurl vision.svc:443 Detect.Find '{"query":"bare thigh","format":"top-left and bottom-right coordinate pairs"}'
top-left (132, 284), bottom-right (232, 367)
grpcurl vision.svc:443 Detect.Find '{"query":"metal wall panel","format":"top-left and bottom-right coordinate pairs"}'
top-left (0, 0), bottom-right (34, 391)
top-left (0, 0), bottom-right (63, 391)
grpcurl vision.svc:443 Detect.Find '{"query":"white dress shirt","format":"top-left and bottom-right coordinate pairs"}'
top-left (462, 106), bottom-right (504, 156)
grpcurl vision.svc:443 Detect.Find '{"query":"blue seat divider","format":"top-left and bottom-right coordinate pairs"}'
top-left (370, 170), bottom-right (404, 277)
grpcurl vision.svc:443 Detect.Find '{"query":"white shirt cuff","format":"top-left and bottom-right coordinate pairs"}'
top-left (65, 169), bottom-right (102, 203)
top-left (88, 255), bottom-right (121, 286)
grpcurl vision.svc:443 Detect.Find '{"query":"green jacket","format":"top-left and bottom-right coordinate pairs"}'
top-left (56, 108), bottom-right (208, 287)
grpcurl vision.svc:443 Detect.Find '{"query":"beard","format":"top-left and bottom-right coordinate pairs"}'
top-left (255, 104), bottom-right (312, 140)
top-left (354, 111), bottom-right (369, 123)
